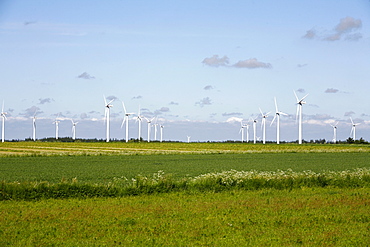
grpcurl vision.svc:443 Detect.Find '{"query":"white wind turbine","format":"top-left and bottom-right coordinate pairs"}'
top-left (135, 105), bottom-right (143, 141)
top-left (330, 122), bottom-right (338, 143)
top-left (250, 117), bottom-right (258, 144)
top-left (71, 119), bottom-right (78, 140)
top-left (121, 101), bottom-right (134, 143)
top-left (160, 124), bottom-right (164, 142)
top-left (294, 91), bottom-right (309, 144)
top-left (239, 121), bottom-right (245, 142)
top-left (350, 117), bottom-right (360, 140)
top-left (145, 117), bottom-right (155, 142)
top-left (270, 97), bottom-right (288, 144)
top-left (259, 108), bottom-right (270, 145)
top-left (32, 113), bottom-right (37, 141)
top-left (1, 101), bottom-right (7, 143)
top-left (153, 118), bottom-right (159, 141)
top-left (103, 95), bottom-right (114, 142)
top-left (187, 136), bottom-right (191, 143)
top-left (53, 116), bottom-right (60, 140)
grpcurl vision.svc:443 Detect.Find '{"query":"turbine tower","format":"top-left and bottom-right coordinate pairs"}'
top-left (259, 108), bottom-right (270, 145)
top-left (251, 117), bottom-right (257, 144)
top-left (145, 117), bottom-right (154, 142)
top-left (135, 106), bottom-right (143, 141)
top-left (350, 117), bottom-right (360, 140)
top-left (294, 91), bottom-right (309, 144)
top-left (187, 136), bottom-right (191, 143)
top-left (1, 101), bottom-right (7, 143)
top-left (121, 101), bottom-right (134, 143)
top-left (53, 117), bottom-right (60, 140)
top-left (270, 97), bottom-right (288, 144)
top-left (104, 96), bottom-right (114, 142)
top-left (71, 119), bottom-right (78, 140)
top-left (160, 124), bottom-right (164, 142)
top-left (330, 122), bottom-right (338, 143)
top-left (239, 120), bottom-right (245, 143)
top-left (32, 113), bottom-right (37, 141)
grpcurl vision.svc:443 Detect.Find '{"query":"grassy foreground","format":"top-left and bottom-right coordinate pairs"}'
top-left (1, 188), bottom-right (369, 246)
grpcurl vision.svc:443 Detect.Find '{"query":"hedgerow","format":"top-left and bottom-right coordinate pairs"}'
top-left (1, 168), bottom-right (370, 200)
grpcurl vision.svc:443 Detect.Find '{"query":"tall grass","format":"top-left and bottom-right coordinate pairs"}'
top-left (1, 168), bottom-right (370, 200)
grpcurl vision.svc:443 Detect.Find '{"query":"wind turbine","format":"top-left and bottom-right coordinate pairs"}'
top-left (135, 105), bottom-right (143, 141)
top-left (239, 121), bottom-right (245, 142)
top-left (145, 117), bottom-right (154, 142)
top-left (71, 119), bottom-right (78, 140)
top-left (350, 117), bottom-right (360, 140)
top-left (104, 95), bottom-right (114, 142)
top-left (153, 118), bottom-right (158, 141)
top-left (121, 101), bottom-right (134, 143)
top-left (32, 113), bottom-right (37, 141)
top-left (53, 116), bottom-right (60, 140)
top-left (1, 101), bottom-right (7, 143)
top-left (294, 90), bottom-right (309, 144)
top-left (330, 122), bottom-right (338, 143)
top-left (187, 136), bottom-right (191, 143)
top-left (270, 97), bottom-right (288, 144)
top-left (250, 117), bottom-right (258, 144)
top-left (259, 108), bottom-right (270, 145)
top-left (160, 124), bottom-right (164, 142)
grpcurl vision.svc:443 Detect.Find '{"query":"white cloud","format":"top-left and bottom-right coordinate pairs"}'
top-left (232, 58), bottom-right (272, 69)
top-left (226, 117), bottom-right (243, 123)
top-left (77, 72), bottom-right (95, 80)
top-left (204, 85), bottom-right (214, 90)
top-left (325, 88), bottom-right (339, 93)
top-left (195, 97), bottom-right (212, 107)
top-left (302, 29), bottom-right (316, 39)
top-left (335, 16), bottom-right (362, 34)
top-left (38, 98), bottom-right (54, 104)
top-left (202, 55), bottom-right (229, 67)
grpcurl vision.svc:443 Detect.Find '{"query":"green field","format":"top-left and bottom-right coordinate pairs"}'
top-left (1, 142), bottom-right (369, 246)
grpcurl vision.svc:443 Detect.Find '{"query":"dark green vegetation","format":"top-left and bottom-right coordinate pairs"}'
top-left (1, 189), bottom-right (369, 246)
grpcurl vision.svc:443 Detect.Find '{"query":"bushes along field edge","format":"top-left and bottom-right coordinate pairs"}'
top-left (1, 168), bottom-right (370, 200)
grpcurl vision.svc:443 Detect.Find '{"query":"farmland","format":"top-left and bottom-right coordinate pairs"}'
top-left (0, 142), bottom-right (369, 245)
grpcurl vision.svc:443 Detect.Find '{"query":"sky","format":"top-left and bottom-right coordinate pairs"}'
top-left (0, 0), bottom-right (369, 142)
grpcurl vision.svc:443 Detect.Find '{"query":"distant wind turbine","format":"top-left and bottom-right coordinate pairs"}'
top-left (71, 119), bottom-right (78, 140)
top-left (53, 117), bottom-right (60, 140)
top-left (239, 121), bottom-right (245, 142)
top-left (251, 117), bottom-right (258, 144)
top-left (270, 97), bottom-right (288, 144)
top-left (294, 90), bottom-right (309, 144)
top-left (187, 136), bottom-right (191, 143)
top-left (330, 122), bottom-right (338, 143)
top-left (1, 101), bottom-right (7, 143)
top-left (32, 113), bottom-right (37, 141)
top-left (103, 95), bottom-right (114, 142)
top-left (350, 117), bottom-right (360, 140)
top-left (160, 124), bottom-right (164, 142)
top-left (259, 108), bottom-right (270, 145)
top-left (121, 101), bottom-right (134, 143)
top-left (145, 117), bottom-right (154, 142)
top-left (135, 105), bottom-right (143, 141)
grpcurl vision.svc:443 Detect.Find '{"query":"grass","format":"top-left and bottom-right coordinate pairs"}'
top-left (1, 188), bottom-right (369, 246)
top-left (0, 142), bottom-right (369, 245)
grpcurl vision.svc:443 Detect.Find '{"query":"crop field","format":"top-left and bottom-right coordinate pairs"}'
top-left (1, 142), bottom-right (369, 245)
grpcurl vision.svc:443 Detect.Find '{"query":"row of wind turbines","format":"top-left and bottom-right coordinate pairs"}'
top-left (0, 91), bottom-right (363, 143)
top-left (103, 96), bottom-right (164, 143)
top-left (238, 91), bottom-right (361, 144)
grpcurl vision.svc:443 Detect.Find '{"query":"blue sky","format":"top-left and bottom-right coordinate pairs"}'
top-left (0, 0), bottom-right (369, 142)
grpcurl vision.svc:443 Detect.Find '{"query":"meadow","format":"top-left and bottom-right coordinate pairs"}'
top-left (1, 142), bottom-right (369, 245)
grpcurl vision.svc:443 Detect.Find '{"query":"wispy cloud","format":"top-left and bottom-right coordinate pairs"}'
top-left (38, 98), bottom-right (54, 105)
top-left (297, 64), bottom-right (308, 68)
top-left (303, 16), bottom-right (362, 42)
top-left (202, 55), bottom-right (272, 69)
top-left (204, 85), bottom-right (214, 90)
top-left (132, 95), bottom-right (142, 100)
top-left (169, 101), bottom-right (179, 105)
top-left (195, 97), bottom-right (212, 107)
top-left (324, 88), bottom-right (339, 93)
top-left (344, 111), bottom-right (355, 117)
top-left (21, 106), bottom-right (43, 117)
top-left (232, 58), bottom-right (272, 69)
top-left (222, 112), bottom-right (242, 117)
top-left (297, 88), bottom-right (306, 93)
top-left (202, 55), bottom-right (229, 67)
top-left (154, 107), bottom-right (170, 115)
top-left (77, 72), bottom-right (95, 80)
